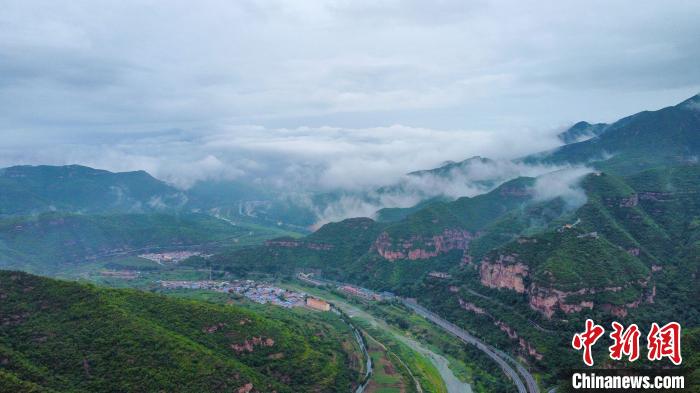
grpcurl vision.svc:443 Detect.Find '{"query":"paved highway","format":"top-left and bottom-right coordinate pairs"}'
top-left (402, 299), bottom-right (540, 393)
top-left (296, 274), bottom-right (539, 393)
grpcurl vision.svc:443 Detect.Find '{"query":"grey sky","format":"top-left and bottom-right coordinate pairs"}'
top-left (1, 0), bottom-right (699, 189)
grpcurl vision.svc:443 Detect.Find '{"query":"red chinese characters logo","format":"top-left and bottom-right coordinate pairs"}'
top-left (609, 322), bottom-right (640, 362)
top-left (647, 322), bottom-right (682, 365)
top-left (572, 321), bottom-right (682, 366)
top-left (572, 319), bottom-right (605, 366)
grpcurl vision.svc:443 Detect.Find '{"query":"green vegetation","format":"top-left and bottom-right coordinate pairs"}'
top-left (2, 95), bottom-right (700, 392)
top-left (0, 164), bottom-right (180, 215)
top-left (360, 301), bottom-right (517, 393)
top-left (208, 163), bottom-right (700, 389)
top-left (0, 211), bottom-right (298, 274)
top-left (0, 270), bottom-right (361, 392)
top-left (363, 334), bottom-right (411, 393)
top-left (524, 94), bottom-right (700, 175)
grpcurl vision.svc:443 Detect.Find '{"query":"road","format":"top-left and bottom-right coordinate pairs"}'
top-left (402, 298), bottom-right (540, 393)
top-left (334, 297), bottom-right (470, 393)
top-left (291, 282), bottom-right (470, 393)
top-left (295, 275), bottom-right (538, 393)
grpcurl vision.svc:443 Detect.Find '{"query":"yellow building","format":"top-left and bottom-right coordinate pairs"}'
top-left (306, 297), bottom-right (330, 311)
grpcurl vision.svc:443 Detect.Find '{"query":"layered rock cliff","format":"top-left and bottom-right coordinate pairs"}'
top-left (479, 253), bottom-right (654, 319)
top-left (479, 254), bottom-right (528, 293)
top-left (373, 228), bottom-right (475, 261)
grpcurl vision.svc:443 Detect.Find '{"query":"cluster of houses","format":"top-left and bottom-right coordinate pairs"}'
top-left (338, 284), bottom-right (395, 301)
top-left (297, 272), bottom-right (395, 302)
top-left (158, 279), bottom-right (330, 311)
top-left (138, 251), bottom-right (202, 264)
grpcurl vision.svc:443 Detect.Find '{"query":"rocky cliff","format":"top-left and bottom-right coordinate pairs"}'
top-left (479, 254), bottom-right (528, 293)
top-left (373, 228), bottom-right (475, 261)
top-left (479, 253), bottom-right (654, 319)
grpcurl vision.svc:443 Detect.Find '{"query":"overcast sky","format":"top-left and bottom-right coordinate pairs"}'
top-left (1, 0), bottom-right (699, 189)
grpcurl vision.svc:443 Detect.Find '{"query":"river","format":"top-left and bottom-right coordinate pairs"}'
top-left (321, 292), bottom-right (473, 393)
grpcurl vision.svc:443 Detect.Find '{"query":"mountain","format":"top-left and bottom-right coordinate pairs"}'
top-left (415, 164), bottom-right (700, 374)
top-left (207, 162), bottom-right (700, 386)
top-left (407, 156), bottom-right (496, 178)
top-left (0, 165), bottom-right (316, 231)
top-left (0, 165), bottom-right (308, 273)
top-left (524, 94), bottom-right (700, 174)
top-left (557, 121), bottom-right (608, 144)
top-left (375, 196), bottom-right (449, 222)
top-left (0, 165), bottom-right (185, 216)
top-left (2, 94), bottom-right (699, 390)
top-left (185, 180), bottom-right (317, 230)
top-left (0, 270), bottom-right (358, 393)
top-left (207, 175), bottom-right (565, 283)
top-left (0, 212), bottom-right (251, 274)
top-left (371, 156), bottom-right (549, 225)
top-left (4, 94), bottom-right (698, 228)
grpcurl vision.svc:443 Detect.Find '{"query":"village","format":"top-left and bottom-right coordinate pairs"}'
top-left (158, 279), bottom-right (331, 311)
top-left (138, 250), bottom-right (203, 264)
top-left (297, 272), bottom-right (395, 301)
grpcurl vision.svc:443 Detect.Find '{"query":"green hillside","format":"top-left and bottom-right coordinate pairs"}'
top-left (207, 163), bottom-right (700, 388)
top-left (382, 176), bottom-right (535, 239)
top-left (0, 165), bottom-right (183, 216)
top-left (524, 95), bottom-right (700, 174)
top-left (557, 121), bottom-right (608, 144)
top-left (0, 164), bottom-right (315, 235)
top-left (0, 270), bottom-right (358, 393)
top-left (205, 217), bottom-right (386, 278)
top-left (0, 213), bottom-right (249, 273)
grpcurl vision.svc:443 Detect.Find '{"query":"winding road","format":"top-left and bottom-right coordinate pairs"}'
top-left (296, 275), bottom-right (539, 393)
top-left (402, 298), bottom-right (539, 393)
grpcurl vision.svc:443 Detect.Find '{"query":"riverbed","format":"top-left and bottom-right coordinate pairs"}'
top-left (323, 293), bottom-right (473, 393)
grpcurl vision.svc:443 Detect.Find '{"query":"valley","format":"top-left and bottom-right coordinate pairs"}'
top-left (59, 259), bottom-right (512, 393)
top-left (1, 94), bottom-right (699, 391)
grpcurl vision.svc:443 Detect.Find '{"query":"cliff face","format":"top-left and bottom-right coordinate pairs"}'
top-left (458, 298), bottom-right (487, 315)
top-left (528, 279), bottom-right (655, 319)
top-left (373, 228), bottom-right (475, 261)
top-left (479, 254), bottom-right (653, 319)
top-left (479, 254), bottom-right (528, 293)
top-left (527, 285), bottom-right (595, 319)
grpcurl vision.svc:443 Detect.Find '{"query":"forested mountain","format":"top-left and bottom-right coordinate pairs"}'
top-left (556, 121), bottom-right (608, 144)
top-left (0, 165), bottom-right (184, 216)
top-left (0, 271), bottom-right (358, 393)
top-left (0, 213), bottom-right (251, 273)
top-left (524, 94), bottom-right (700, 174)
top-left (1, 94), bottom-right (698, 390)
top-left (208, 164), bottom-right (699, 386)
top-left (198, 94), bottom-right (700, 387)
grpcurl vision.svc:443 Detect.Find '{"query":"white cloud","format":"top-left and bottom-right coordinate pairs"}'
top-left (531, 166), bottom-right (594, 209)
top-left (0, 123), bottom-right (563, 191)
top-left (1, 0), bottom-right (699, 225)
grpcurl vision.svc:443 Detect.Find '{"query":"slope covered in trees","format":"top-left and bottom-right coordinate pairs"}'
top-left (0, 271), bottom-right (359, 393)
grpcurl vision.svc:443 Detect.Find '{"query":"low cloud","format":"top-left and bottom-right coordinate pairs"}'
top-left (310, 158), bottom-right (575, 226)
top-left (0, 124), bottom-right (563, 191)
top-left (531, 166), bottom-right (594, 209)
